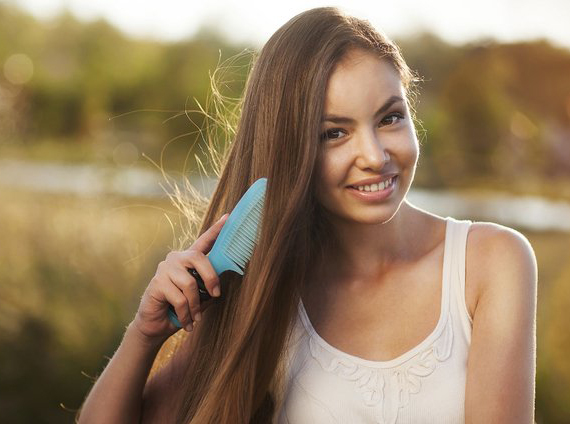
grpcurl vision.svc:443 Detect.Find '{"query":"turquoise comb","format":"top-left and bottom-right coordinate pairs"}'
top-left (168, 178), bottom-right (267, 328)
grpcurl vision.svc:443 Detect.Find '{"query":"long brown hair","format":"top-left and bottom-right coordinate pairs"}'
top-left (153, 7), bottom-right (418, 423)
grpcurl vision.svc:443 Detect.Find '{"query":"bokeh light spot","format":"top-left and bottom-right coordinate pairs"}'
top-left (112, 142), bottom-right (139, 166)
top-left (3, 53), bottom-right (34, 85)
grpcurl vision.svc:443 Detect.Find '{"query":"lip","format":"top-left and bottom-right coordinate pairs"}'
top-left (346, 175), bottom-right (398, 202)
top-left (347, 173), bottom-right (398, 188)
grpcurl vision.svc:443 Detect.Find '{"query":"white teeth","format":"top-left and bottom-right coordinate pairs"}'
top-left (354, 177), bottom-right (394, 192)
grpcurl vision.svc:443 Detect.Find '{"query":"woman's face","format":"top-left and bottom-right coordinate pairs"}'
top-left (315, 49), bottom-right (419, 226)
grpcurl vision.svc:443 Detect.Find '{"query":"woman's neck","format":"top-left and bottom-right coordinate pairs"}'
top-left (316, 201), bottom-right (438, 285)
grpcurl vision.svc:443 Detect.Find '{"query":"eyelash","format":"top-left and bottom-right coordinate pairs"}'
top-left (320, 112), bottom-right (405, 141)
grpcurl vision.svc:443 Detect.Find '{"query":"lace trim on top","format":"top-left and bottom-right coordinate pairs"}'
top-left (298, 301), bottom-right (454, 423)
top-left (295, 218), bottom-right (456, 422)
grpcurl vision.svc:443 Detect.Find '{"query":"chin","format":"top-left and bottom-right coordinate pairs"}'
top-left (331, 208), bottom-right (400, 227)
top-left (362, 213), bottom-right (398, 226)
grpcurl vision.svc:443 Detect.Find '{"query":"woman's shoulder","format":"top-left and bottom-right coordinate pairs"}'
top-left (464, 220), bottom-right (537, 317)
top-left (466, 220), bottom-right (535, 268)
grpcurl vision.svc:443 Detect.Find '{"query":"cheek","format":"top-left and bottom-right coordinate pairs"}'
top-left (314, 154), bottom-right (342, 208)
top-left (398, 127), bottom-right (419, 167)
top-left (315, 151), bottom-right (347, 191)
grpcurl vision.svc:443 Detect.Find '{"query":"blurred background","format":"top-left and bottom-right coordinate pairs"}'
top-left (0, 0), bottom-right (569, 422)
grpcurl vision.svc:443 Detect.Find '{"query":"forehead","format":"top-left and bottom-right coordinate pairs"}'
top-left (324, 49), bottom-right (404, 112)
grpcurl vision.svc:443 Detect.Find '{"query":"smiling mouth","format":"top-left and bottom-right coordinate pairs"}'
top-left (350, 176), bottom-right (397, 192)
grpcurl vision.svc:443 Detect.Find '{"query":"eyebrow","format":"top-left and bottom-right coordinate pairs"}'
top-left (322, 95), bottom-right (404, 124)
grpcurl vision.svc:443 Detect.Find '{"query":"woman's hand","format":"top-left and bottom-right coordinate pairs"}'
top-left (132, 213), bottom-right (229, 340)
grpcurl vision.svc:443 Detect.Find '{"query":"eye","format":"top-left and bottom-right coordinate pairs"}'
top-left (380, 112), bottom-right (405, 127)
top-left (320, 128), bottom-right (347, 141)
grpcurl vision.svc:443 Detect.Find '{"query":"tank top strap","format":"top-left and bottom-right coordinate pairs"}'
top-left (445, 217), bottom-right (474, 340)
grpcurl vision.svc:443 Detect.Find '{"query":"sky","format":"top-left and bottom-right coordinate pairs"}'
top-left (6, 0), bottom-right (570, 50)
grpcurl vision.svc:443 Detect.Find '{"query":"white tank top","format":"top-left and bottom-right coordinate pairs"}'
top-left (276, 217), bottom-right (473, 424)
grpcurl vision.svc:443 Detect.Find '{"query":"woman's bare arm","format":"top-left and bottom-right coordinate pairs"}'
top-left (465, 223), bottom-right (537, 423)
top-left (77, 323), bottom-right (169, 423)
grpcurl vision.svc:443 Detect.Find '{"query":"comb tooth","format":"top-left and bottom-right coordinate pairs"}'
top-left (237, 226), bottom-right (256, 241)
top-left (230, 239), bottom-right (252, 258)
top-left (235, 236), bottom-right (248, 250)
top-left (231, 245), bottom-right (253, 265)
top-left (249, 201), bottom-right (262, 213)
top-left (237, 213), bottom-right (261, 237)
top-left (228, 246), bottom-right (250, 260)
top-left (243, 221), bottom-right (256, 236)
top-left (238, 238), bottom-right (255, 256)
top-left (244, 204), bottom-right (260, 218)
top-left (231, 209), bottom-right (260, 234)
top-left (251, 206), bottom-right (263, 217)
top-left (235, 225), bottom-right (255, 242)
top-left (227, 213), bottom-right (258, 236)
top-left (228, 246), bottom-right (251, 267)
top-left (227, 238), bottom-right (247, 253)
top-left (219, 187), bottom-right (266, 268)
top-left (251, 211), bottom-right (263, 230)
top-left (228, 232), bottom-right (255, 258)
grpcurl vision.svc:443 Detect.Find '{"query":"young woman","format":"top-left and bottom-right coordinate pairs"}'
top-left (78, 7), bottom-right (537, 423)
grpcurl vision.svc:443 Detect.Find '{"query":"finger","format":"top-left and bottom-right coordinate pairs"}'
top-left (191, 213), bottom-right (229, 254)
top-left (177, 250), bottom-right (221, 298)
top-left (168, 268), bottom-right (203, 321)
top-left (160, 282), bottom-right (193, 331)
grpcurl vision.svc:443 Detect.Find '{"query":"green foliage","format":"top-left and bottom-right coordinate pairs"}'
top-left (0, 3), bottom-right (250, 171)
top-left (397, 34), bottom-right (570, 194)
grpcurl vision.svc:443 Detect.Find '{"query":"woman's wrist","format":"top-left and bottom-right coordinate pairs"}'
top-left (127, 319), bottom-right (170, 351)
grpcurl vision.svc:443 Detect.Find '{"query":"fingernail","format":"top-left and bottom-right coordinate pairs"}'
top-left (194, 312), bottom-right (202, 322)
top-left (213, 286), bottom-right (221, 297)
top-left (185, 324), bottom-right (193, 332)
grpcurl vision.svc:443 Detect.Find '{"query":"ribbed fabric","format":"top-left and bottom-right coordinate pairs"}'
top-left (276, 217), bottom-right (473, 423)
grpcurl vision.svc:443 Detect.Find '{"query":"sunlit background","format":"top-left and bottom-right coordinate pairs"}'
top-left (1, 0), bottom-right (569, 422)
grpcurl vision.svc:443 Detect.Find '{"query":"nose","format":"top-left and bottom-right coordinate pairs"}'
top-left (354, 128), bottom-right (390, 171)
